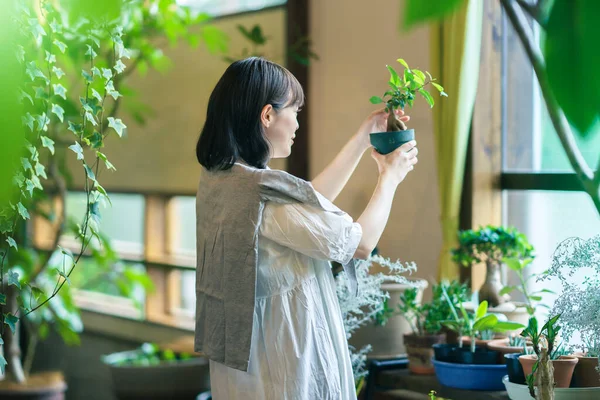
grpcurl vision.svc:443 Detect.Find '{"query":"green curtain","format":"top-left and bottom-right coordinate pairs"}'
top-left (430, 0), bottom-right (483, 280)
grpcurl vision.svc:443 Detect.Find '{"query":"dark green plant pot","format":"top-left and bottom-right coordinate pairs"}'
top-left (433, 343), bottom-right (457, 363)
top-left (454, 346), bottom-right (499, 365)
top-left (370, 129), bottom-right (415, 155)
top-left (504, 353), bottom-right (526, 384)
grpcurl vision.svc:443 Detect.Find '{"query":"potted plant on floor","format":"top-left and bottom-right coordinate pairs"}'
top-left (540, 235), bottom-right (600, 388)
top-left (369, 58), bottom-right (447, 154)
top-left (452, 225), bottom-right (534, 307)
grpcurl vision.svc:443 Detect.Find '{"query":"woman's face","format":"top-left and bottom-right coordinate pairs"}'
top-left (261, 104), bottom-right (300, 159)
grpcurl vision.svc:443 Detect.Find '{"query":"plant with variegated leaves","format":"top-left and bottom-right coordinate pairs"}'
top-left (0, 0), bottom-right (229, 384)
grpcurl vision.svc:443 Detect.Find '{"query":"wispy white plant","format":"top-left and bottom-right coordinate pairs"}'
top-left (541, 235), bottom-right (600, 371)
top-left (336, 254), bottom-right (422, 383)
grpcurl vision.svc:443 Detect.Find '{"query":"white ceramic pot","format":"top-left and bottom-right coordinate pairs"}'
top-left (347, 278), bottom-right (428, 359)
top-left (503, 375), bottom-right (600, 400)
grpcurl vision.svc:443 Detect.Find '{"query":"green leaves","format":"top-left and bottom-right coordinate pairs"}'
top-left (475, 300), bottom-right (488, 319)
top-left (51, 104), bottom-right (65, 122)
top-left (97, 152), bottom-right (116, 171)
top-left (369, 96), bottom-right (384, 105)
top-left (108, 117), bottom-right (126, 137)
top-left (17, 202), bottom-right (30, 220)
top-left (545, 0), bottom-right (600, 136)
top-left (387, 65), bottom-right (401, 87)
top-left (403, 0), bottom-right (466, 30)
top-left (84, 165), bottom-right (96, 181)
top-left (6, 237), bottom-right (17, 250)
top-left (3, 313), bottom-right (18, 334)
top-left (418, 89), bottom-right (434, 108)
top-left (53, 39), bottom-right (67, 53)
top-left (53, 83), bottom-right (67, 100)
top-left (8, 270), bottom-right (20, 289)
top-left (473, 314), bottom-right (497, 331)
top-left (69, 142), bottom-right (84, 160)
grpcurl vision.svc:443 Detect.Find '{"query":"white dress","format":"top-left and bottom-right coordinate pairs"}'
top-left (209, 192), bottom-right (363, 400)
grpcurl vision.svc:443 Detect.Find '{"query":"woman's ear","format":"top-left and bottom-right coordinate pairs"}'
top-left (260, 104), bottom-right (274, 128)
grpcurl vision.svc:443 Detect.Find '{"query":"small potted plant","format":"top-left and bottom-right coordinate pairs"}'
top-left (518, 315), bottom-right (579, 397)
top-left (369, 58), bottom-right (446, 154)
top-left (394, 286), bottom-right (446, 375)
top-left (432, 295), bottom-right (523, 391)
top-left (452, 225), bottom-right (534, 307)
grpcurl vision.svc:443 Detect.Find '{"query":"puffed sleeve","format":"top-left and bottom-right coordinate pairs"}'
top-left (259, 196), bottom-right (363, 265)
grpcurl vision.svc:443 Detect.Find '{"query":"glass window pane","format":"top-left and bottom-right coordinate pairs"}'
top-left (180, 270), bottom-right (196, 313)
top-left (64, 192), bottom-right (145, 256)
top-left (503, 22), bottom-right (600, 172)
top-left (503, 190), bottom-right (600, 319)
top-left (171, 196), bottom-right (196, 256)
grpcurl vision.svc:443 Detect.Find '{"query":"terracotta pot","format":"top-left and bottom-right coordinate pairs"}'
top-left (403, 333), bottom-right (446, 374)
top-left (0, 371), bottom-right (66, 400)
top-left (572, 355), bottom-right (600, 388)
top-left (519, 354), bottom-right (579, 388)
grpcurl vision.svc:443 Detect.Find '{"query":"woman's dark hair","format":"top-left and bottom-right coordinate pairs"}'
top-left (196, 57), bottom-right (304, 170)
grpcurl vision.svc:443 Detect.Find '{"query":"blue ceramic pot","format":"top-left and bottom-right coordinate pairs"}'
top-left (505, 353), bottom-right (526, 384)
top-left (433, 359), bottom-right (508, 391)
top-left (370, 129), bottom-right (415, 155)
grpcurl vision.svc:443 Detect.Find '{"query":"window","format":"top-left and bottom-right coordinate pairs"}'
top-left (496, 11), bottom-right (600, 314)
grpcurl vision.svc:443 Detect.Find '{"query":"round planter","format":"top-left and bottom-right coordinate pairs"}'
top-left (348, 278), bottom-right (428, 359)
top-left (103, 351), bottom-right (210, 400)
top-left (0, 372), bottom-right (67, 400)
top-left (433, 359), bottom-right (507, 391)
top-left (454, 346), bottom-right (499, 365)
top-left (572, 356), bottom-right (600, 388)
top-left (519, 354), bottom-right (579, 388)
top-left (505, 353), bottom-right (527, 384)
top-left (433, 343), bottom-right (456, 363)
top-left (503, 375), bottom-right (600, 400)
top-left (404, 333), bottom-right (446, 375)
top-left (369, 129), bottom-right (415, 155)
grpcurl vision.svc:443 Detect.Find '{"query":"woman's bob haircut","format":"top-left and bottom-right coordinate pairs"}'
top-left (196, 57), bottom-right (304, 171)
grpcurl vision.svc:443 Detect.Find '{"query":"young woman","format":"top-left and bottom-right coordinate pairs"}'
top-left (195, 57), bottom-right (417, 400)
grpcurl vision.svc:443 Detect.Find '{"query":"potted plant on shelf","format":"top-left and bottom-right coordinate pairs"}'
top-left (519, 315), bottom-right (579, 398)
top-left (432, 293), bottom-right (524, 391)
top-left (368, 58), bottom-right (447, 154)
top-left (540, 235), bottom-right (600, 388)
top-left (102, 342), bottom-right (210, 400)
top-left (393, 286), bottom-right (446, 375)
top-left (452, 225), bottom-right (534, 307)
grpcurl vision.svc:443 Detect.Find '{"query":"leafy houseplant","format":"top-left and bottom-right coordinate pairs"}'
top-left (519, 315), bottom-right (579, 398)
top-left (368, 58), bottom-right (447, 154)
top-left (541, 235), bottom-right (600, 387)
top-left (0, 0), bottom-right (229, 396)
top-left (392, 281), bottom-right (469, 374)
top-left (441, 297), bottom-right (524, 361)
top-left (501, 256), bottom-right (553, 317)
top-left (102, 342), bottom-right (210, 400)
top-left (452, 225), bottom-right (534, 307)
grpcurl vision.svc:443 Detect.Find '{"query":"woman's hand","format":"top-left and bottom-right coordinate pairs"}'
top-left (355, 108), bottom-right (411, 150)
top-left (371, 140), bottom-right (418, 186)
